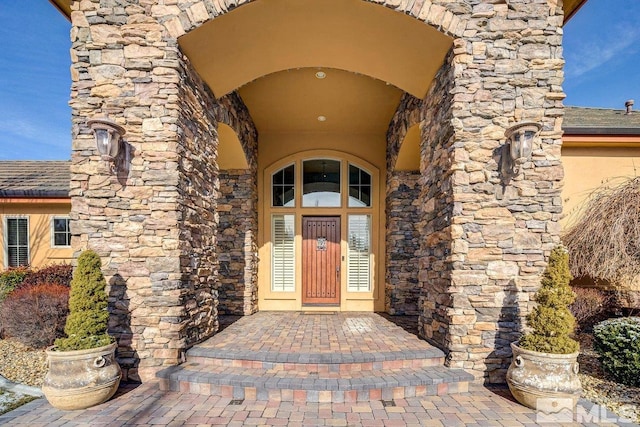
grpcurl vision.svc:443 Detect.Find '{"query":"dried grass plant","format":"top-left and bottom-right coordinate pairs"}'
top-left (563, 177), bottom-right (640, 286)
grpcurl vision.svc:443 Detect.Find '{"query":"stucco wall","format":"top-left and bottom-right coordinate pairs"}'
top-left (0, 202), bottom-right (73, 268)
top-left (561, 145), bottom-right (640, 227)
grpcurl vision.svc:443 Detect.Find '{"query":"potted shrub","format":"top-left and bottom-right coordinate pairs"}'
top-left (507, 246), bottom-right (582, 412)
top-left (42, 250), bottom-right (121, 410)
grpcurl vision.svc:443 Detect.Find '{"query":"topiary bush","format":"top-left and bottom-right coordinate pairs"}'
top-left (0, 283), bottom-right (69, 348)
top-left (0, 267), bottom-right (30, 302)
top-left (593, 317), bottom-right (640, 387)
top-left (21, 264), bottom-right (73, 288)
top-left (54, 250), bottom-right (113, 351)
top-left (519, 246), bottom-right (580, 354)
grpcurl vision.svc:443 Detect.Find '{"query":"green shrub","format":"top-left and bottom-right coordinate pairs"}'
top-left (593, 317), bottom-right (640, 387)
top-left (54, 251), bottom-right (113, 351)
top-left (0, 267), bottom-right (30, 302)
top-left (519, 247), bottom-right (580, 354)
top-left (0, 284), bottom-right (69, 348)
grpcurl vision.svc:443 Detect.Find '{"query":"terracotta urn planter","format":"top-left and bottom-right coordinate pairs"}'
top-left (507, 342), bottom-right (581, 413)
top-left (43, 342), bottom-right (121, 410)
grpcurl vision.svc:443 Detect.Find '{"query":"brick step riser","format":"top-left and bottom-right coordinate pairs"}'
top-left (158, 379), bottom-right (470, 403)
top-left (187, 356), bottom-right (445, 372)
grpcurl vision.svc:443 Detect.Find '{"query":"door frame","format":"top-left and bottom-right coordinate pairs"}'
top-left (258, 149), bottom-right (384, 312)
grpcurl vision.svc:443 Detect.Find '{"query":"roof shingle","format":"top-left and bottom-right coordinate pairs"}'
top-left (564, 106), bottom-right (640, 135)
top-left (0, 161), bottom-right (70, 198)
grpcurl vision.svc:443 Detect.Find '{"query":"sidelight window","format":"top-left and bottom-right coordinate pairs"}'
top-left (347, 215), bottom-right (371, 292)
top-left (272, 214), bottom-right (295, 292)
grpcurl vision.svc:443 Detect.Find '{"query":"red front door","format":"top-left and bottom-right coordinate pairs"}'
top-left (302, 216), bottom-right (340, 305)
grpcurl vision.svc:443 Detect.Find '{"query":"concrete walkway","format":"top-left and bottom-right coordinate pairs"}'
top-left (1, 381), bottom-right (636, 426)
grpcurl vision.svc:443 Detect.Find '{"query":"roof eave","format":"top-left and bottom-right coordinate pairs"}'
top-left (564, 0), bottom-right (589, 23)
top-left (49, 0), bottom-right (71, 21)
top-left (0, 190), bottom-right (70, 198)
top-left (563, 127), bottom-right (640, 136)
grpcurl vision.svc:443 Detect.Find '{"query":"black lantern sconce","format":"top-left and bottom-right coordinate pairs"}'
top-left (504, 122), bottom-right (542, 174)
top-left (87, 118), bottom-right (125, 173)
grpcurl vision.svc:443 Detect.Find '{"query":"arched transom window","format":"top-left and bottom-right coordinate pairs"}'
top-left (271, 160), bottom-right (372, 208)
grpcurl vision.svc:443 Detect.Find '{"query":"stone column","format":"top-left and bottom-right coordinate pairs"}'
top-left (68, 1), bottom-right (221, 381)
top-left (418, 1), bottom-right (565, 382)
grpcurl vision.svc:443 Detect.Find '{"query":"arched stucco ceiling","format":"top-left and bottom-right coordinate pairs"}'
top-left (396, 124), bottom-right (421, 171)
top-left (218, 123), bottom-right (249, 170)
top-left (179, 0), bottom-right (452, 99)
top-left (238, 68), bottom-right (403, 134)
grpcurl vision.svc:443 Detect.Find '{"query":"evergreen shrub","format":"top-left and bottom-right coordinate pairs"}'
top-left (0, 267), bottom-right (30, 302)
top-left (519, 247), bottom-right (580, 354)
top-left (54, 250), bottom-right (113, 351)
top-left (0, 283), bottom-right (69, 348)
top-left (593, 317), bottom-right (640, 387)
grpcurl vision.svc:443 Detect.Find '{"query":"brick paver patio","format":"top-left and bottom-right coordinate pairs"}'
top-left (1, 381), bottom-right (635, 426)
top-left (1, 313), bottom-right (637, 426)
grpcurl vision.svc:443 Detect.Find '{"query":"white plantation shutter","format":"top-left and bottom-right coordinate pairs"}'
top-left (272, 214), bottom-right (295, 292)
top-left (6, 218), bottom-right (29, 267)
top-left (347, 215), bottom-right (371, 292)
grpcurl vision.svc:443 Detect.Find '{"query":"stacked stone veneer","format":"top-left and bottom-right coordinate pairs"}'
top-left (385, 171), bottom-right (421, 315)
top-left (214, 93), bottom-right (259, 316)
top-left (382, 1), bottom-right (564, 383)
top-left (413, 0), bottom-right (565, 382)
top-left (386, 94), bottom-right (422, 315)
top-left (68, 1), bottom-right (258, 381)
top-left (217, 169), bottom-right (258, 315)
top-left (68, 0), bottom-right (566, 383)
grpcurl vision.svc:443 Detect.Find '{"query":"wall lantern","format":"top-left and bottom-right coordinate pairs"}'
top-left (87, 118), bottom-right (125, 171)
top-left (504, 122), bottom-right (542, 174)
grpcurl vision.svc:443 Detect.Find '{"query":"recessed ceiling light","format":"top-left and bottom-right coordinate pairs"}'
top-left (317, 115), bottom-right (327, 122)
top-left (315, 71), bottom-right (327, 79)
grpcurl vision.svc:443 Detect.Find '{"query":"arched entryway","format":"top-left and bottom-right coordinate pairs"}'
top-left (176, 0), bottom-right (455, 317)
top-left (68, 0), bottom-right (566, 382)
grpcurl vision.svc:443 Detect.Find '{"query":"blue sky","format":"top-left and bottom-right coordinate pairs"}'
top-left (0, 0), bottom-right (638, 160)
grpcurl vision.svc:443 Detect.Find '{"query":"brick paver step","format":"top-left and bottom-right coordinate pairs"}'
top-left (156, 313), bottom-right (475, 403)
top-left (186, 347), bottom-right (445, 372)
top-left (157, 363), bottom-right (474, 402)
